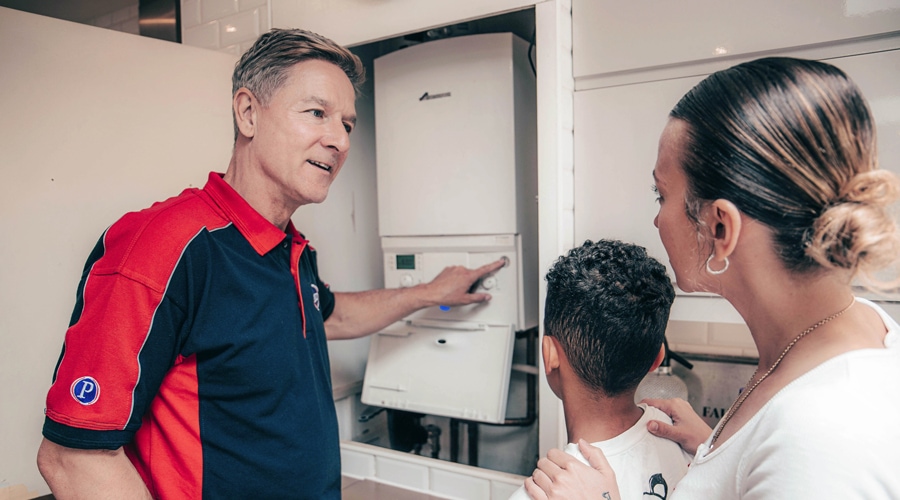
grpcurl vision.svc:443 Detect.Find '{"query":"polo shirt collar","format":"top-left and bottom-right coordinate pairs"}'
top-left (202, 172), bottom-right (308, 255)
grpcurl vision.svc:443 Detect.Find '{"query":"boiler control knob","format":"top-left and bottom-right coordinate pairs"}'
top-left (400, 274), bottom-right (414, 287)
top-left (482, 277), bottom-right (497, 290)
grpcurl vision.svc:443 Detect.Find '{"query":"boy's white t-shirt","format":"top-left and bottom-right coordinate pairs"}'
top-left (510, 403), bottom-right (692, 499)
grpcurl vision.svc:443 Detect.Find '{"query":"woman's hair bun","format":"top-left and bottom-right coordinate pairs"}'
top-left (806, 170), bottom-right (900, 285)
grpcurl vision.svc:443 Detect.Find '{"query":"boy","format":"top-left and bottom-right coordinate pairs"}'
top-left (511, 239), bottom-right (690, 499)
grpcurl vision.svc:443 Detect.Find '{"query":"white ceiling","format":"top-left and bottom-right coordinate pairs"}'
top-left (0, 0), bottom-right (136, 24)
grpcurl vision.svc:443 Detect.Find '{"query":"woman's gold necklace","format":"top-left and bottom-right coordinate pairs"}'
top-left (709, 297), bottom-right (856, 449)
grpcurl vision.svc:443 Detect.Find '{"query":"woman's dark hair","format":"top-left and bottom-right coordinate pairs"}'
top-left (671, 57), bottom-right (899, 282)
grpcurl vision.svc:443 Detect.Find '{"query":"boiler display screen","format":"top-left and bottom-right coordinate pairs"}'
top-left (396, 254), bottom-right (415, 270)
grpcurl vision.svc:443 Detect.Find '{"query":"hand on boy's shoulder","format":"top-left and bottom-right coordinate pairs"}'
top-left (642, 398), bottom-right (713, 457)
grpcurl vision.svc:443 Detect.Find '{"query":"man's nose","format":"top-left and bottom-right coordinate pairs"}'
top-left (322, 121), bottom-right (350, 152)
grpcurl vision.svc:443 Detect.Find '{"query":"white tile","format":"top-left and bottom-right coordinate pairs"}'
top-left (341, 448), bottom-right (376, 478)
top-left (257, 5), bottom-right (269, 32)
top-left (111, 5), bottom-right (133, 24)
top-left (220, 44), bottom-right (243, 57)
top-left (374, 456), bottom-right (428, 490)
top-left (666, 321), bottom-right (708, 345)
top-left (94, 13), bottom-right (113, 28)
top-left (182, 0), bottom-right (201, 28)
top-left (708, 322), bottom-right (755, 348)
top-left (219, 9), bottom-right (259, 48)
top-left (123, 21), bottom-right (140, 35)
top-left (431, 468), bottom-right (491, 500)
top-left (491, 480), bottom-right (523, 499)
top-left (109, 21), bottom-right (140, 35)
top-left (670, 342), bottom-right (744, 357)
top-left (240, 40), bottom-right (257, 55)
top-left (239, 0), bottom-right (268, 10)
top-left (183, 21), bottom-right (220, 49)
top-left (200, 0), bottom-right (238, 23)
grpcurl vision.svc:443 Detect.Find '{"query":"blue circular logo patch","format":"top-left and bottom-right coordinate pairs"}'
top-left (71, 376), bottom-right (100, 405)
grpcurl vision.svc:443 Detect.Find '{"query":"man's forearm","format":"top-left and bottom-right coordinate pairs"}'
top-left (325, 287), bottom-right (431, 340)
top-left (37, 438), bottom-right (152, 500)
top-left (324, 260), bottom-right (506, 340)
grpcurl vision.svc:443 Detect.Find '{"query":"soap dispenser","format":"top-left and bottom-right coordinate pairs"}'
top-left (634, 339), bottom-right (693, 402)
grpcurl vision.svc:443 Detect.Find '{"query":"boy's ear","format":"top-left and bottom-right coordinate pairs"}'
top-left (649, 343), bottom-right (666, 373)
top-left (541, 335), bottom-right (560, 376)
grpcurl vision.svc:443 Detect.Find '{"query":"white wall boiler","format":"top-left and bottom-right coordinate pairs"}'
top-left (373, 32), bottom-right (536, 237)
top-left (361, 32), bottom-right (537, 425)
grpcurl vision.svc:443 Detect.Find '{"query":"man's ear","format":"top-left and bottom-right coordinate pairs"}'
top-left (649, 343), bottom-right (666, 373)
top-left (233, 87), bottom-right (258, 139)
top-left (541, 335), bottom-right (560, 376)
top-left (708, 199), bottom-right (742, 261)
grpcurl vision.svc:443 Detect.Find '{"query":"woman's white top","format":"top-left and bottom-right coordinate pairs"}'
top-left (672, 298), bottom-right (900, 499)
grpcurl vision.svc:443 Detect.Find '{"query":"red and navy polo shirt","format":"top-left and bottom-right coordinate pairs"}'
top-left (43, 172), bottom-right (341, 499)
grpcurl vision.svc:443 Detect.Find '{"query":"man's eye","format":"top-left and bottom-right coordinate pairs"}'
top-left (309, 109), bottom-right (324, 118)
top-left (344, 123), bottom-right (353, 134)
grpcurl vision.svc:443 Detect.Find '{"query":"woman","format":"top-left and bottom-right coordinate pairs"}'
top-left (526, 57), bottom-right (900, 499)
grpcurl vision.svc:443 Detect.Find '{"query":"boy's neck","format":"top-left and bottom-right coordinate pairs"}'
top-left (562, 388), bottom-right (645, 444)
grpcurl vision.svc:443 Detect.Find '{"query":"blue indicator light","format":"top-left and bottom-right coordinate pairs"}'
top-left (439, 305), bottom-right (451, 311)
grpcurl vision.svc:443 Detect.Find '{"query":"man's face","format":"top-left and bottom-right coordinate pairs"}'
top-left (249, 59), bottom-right (357, 209)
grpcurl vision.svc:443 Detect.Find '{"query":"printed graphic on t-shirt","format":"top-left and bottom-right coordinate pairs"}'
top-left (643, 473), bottom-right (669, 499)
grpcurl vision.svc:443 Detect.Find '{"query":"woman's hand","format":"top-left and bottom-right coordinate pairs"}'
top-left (641, 397), bottom-right (713, 456)
top-left (524, 439), bottom-right (621, 500)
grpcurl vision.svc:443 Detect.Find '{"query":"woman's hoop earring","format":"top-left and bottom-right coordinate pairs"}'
top-left (706, 255), bottom-right (729, 275)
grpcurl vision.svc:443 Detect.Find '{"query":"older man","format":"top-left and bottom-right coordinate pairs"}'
top-left (37, 28), bottom-right (503, 499)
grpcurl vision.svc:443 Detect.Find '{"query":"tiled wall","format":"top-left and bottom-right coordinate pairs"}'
top-left (88, 2), bottom-right (140, 35)
top-left (667, 320), bottom-right (758, 358)
top-left (341, 441), bottom-right (524, 500)
top-left (181, 0), bottom-right (270, 56)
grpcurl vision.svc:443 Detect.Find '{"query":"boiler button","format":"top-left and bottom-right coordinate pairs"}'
top-left (400, 274), bottom-right (414, 287)
top-left (482, 277), bottom-right (497, 290)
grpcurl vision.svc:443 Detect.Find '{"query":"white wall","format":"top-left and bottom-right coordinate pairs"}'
top-left (0, 8), bottom-right (235, 493)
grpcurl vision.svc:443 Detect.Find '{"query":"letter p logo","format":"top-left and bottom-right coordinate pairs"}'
top-left (71, 376), bottom-right (100, 405)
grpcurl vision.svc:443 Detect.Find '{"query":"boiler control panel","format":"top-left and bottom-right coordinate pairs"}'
top-left (381, 234), bottom-right (529, 329)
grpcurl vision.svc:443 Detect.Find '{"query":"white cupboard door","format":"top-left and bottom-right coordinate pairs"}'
top-left (573, 74), bottom-right (701, 283)
top-left (573, 0), bottom-right (900, 79)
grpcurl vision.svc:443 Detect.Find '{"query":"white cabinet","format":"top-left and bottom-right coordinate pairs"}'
top-left (573, 0), bottom-right (900, 79)
top-left (271, 0), bottom-right (537, 47)
top-left (573, 74), bottom-right (698, 279)
top-left (573, 44), bottom-right (900, 323)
